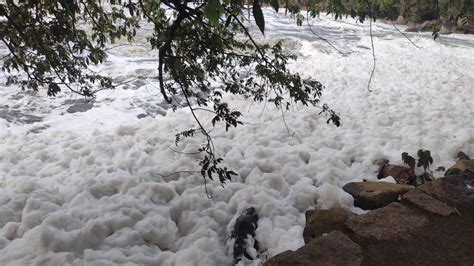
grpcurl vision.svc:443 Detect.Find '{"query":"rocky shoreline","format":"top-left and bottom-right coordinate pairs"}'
top-left (264, 156), bottom-right (474, 265)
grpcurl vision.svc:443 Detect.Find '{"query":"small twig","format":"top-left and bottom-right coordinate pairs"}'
top-left (367, 18), bottom-right (376, 92)
top-left (156, 170), bottom-right (200, 178)
top-left (168, 146), bottom-right (203, 155)
top-left (390, 20), bottom-right (421, 48)
top-left (203, 174), bottom-right (212, 199)
top-left (0, 53), bottom-right (11, 61)
top-left (306, 16), bottom-right (346, 56)
top-left (113, 77), bottom-right (139, 87)
top-left (280, 106), bottom-right (292, 137)
top-left (104, 43), bottom-right (148, 51)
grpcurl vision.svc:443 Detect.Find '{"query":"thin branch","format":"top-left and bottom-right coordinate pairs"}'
top-left (168, 146), bottom-right (203, 155)
top-left (280, 106), bottom-right (292, 137)
top-left (306, 16), bottom-right (346, 56)
top-left (390, 20), bottom-right (422, 48)
top-left (156, 170), bottom-right (200, 178)
top-left (367, 18), bottom-right (375, 92)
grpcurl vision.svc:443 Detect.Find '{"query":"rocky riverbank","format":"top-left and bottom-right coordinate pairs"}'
top-left (265, 156), bottom-right (474, 265)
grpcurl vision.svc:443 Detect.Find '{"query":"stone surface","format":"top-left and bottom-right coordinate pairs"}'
top-left (418, 174), bottom-right (474, 211)
top-left (343, 181), bottom-right (414, 210)
top-left (381, 164), bottom-right (414, 184)
top-left (345, 202), bottom-right (428, 241)
top-left (456, 151), bottom-right (470, 160)
top-left (303, 208), bottom-right (353, 244)
top-left (264, 231), bottom-right (363, 266)
top-left (447, 159), bottom-right (474, 177)
top-left (401, 189), bottom-right (457, 216)
top-left (395, 15), bottom-right (406, 25)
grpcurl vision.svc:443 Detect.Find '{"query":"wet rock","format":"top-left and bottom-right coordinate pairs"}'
top-left (303, 208), bottom-right (353, 244)
top-left (401, 189), bottom-right (457, 216)
top-left (439, 22), bottom-right (458, 34)
top-left (395, 15), bottom-right (406, 25)
top-left (379, 163), bottom-right (414, 184)
top-left (456, 151), bottom-right (470, 160)
top-left (446, 159), bottom-right (474, 177)
top-left (346, 202), bottom-right (428, 241)
top-left (405, 20), bottom-right (439, 32)
top-left (264, 231), bottom-right (362, 266)
top-left (231, 207), bottom-right (259, 263)
top-left (418, 174), bottom-right (474, 211)
top-left (343, 181), bottom-right (414, 210)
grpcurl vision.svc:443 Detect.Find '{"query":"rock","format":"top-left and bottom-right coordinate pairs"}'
top-left (303, 208), bottom-right (353, 244)
top-left (456, 151), bottom-right (470, 160)
top-left (401, 189), bottom-right (457, 216)
top-left (264, 231), bottom-right (363, 266)
top-left (231, 207), bottom-right (259, 263)
top-left (405, 21), bottom-right (439, 32)
top-left (395, 15), bottom-right (406, 25)
top-left (406, 21), bottom-right (417, 28)
top-left (446, 159), bottom-right (474, 177)
top-left (439, 22), bottom-right (458, 34)
top-left (418, 174), bottom-right (474, 211)
top-left (379, 163), bottom-right (414, 185)
top-left (343, 181), bottom-right (414, 210)
top-left (345, 202), bottom-right (428, 241)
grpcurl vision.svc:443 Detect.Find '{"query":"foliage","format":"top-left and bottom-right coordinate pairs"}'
top-left (0, 0), bottom-right (340, 184)
top-left (402, 149), bottom-right (434, 186)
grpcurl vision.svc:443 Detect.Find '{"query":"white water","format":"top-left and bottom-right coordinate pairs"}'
top-left (0, 10), bottom-right (473, 265)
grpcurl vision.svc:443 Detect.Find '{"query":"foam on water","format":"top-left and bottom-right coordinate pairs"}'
top-left (0, 10), bottom-right (473, 265)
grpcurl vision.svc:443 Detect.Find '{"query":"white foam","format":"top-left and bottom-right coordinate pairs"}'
top-left (0, 9), bottom-right (473, 265)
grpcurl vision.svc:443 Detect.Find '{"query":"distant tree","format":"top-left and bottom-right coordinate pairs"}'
top-left (0, 0), bottom-right (341, 183)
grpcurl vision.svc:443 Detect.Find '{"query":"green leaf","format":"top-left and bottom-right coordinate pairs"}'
top-left (204, 0), bottom-right (224, 25)
top-left (417, 149), bottom-right (433, 171)
top-left (270, 0), bottom-right (279, 12)
top-left (253, 1), bottom-right (265, 35)
top-left (401, 152), bottom-right (416, 170)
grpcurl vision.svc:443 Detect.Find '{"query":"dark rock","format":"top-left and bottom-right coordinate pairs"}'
top-left (456, 151), bottom-right (470, 160)
top-left (345, 202), bottom-right (428, 241)
top-left (439, 21), bottom-right (458, 34)
top-left (231, 207), bottom-right (259, 263)
top-left (379, 163), bottom-right (414, 184)
top-left (401, 189), bottom-right (457, 216)
top-left (264, 231), bottom-right (362, 266)
top-left (343, 181), bottom-right (414, 210)
top-left (303, 208), bottom-right (353, 244)
top-left (418, 174), bottom-right (474, 211)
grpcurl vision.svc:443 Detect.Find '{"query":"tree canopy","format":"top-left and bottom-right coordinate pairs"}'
top-left (0, 0), bottom-right (342, 183)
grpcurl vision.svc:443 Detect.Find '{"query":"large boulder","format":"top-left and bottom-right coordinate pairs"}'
top-left (418, 173), bottom-right (474, 211)
top-left (345, 202), bottom-right (428, 241)
top-left (343, 181), bottom-right (414, 210)
top-left (401, 189), bottom-right (457, 216)
top-left (303, 208), bottom-right (353, 244)
top-left (264, 231), bottom-right (363, 266)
